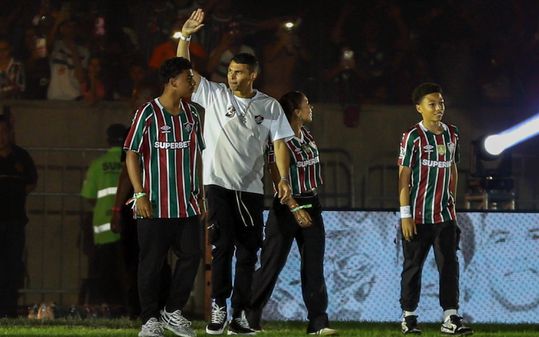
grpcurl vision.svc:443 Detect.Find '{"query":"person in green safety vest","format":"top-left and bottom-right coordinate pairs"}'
top-left (81, 123), bottom-right (128, 308)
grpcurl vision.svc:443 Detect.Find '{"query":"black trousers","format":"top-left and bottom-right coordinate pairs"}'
top-left (400, 220), bottom-right (460, 312)
top-left (248, 196), bottom-right (329, 332)
top-left (206, 185), bottom-right (264, 316)
top-left (86, 241), bottom-right (126, 306)
top-left (137, 216), bottom-right (201, 323)
top-left (121, 206), bottom-right (171, 319)
top-left (0, 220), bottom-right (25, 318)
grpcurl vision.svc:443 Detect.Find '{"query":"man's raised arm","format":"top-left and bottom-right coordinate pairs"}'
top-left (177, 9), bottom-right (205, 90)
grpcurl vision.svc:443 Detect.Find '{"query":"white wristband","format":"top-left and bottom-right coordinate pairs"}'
top-left (400, 205), bottom-right (412, 219)
top-left (178, 32), bottom-right (191, 41)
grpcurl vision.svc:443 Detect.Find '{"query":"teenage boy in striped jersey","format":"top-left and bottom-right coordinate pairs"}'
top-left (124, 57), bottom-right (204, 337)
top-left (177, 9), bottom-right (294, 335)
top-left (398, 83), bottom-right (472, 335)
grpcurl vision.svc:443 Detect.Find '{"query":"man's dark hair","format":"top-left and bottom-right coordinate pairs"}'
top-left (412, 82), bottom-right (443, 104)
top-left (231, 53), bottom-right (259, 73)
top-left (106, 123), bottom-right (127, 147)
top-left (279, 91), bottom-right (305, 121)
top-left (158, 57), bottom-right (192, 85)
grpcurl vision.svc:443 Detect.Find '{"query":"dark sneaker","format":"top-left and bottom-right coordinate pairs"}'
top-left (227, 311), bottom-right (256, 335)
top-left (245, 309), bottom-right (262, 332)
top-left (139, 317), bottom-right (164, 337)
top-left (401, 315), bottom-right (421, 334)
top-left (441, 315), bottom-right (473, 335)
top-left (308, 327), bottom-right (338, 335)
top-left (206, 302), bottom-right (227, 335)
top-left (160, 309), bottom-right (196, 337)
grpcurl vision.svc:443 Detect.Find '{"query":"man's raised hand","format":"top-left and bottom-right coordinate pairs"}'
top-left (182, 9), bottom-right (205, 36)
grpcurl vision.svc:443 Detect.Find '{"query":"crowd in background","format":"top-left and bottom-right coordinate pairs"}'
top-left (2, 0), bottom-right (539, 109)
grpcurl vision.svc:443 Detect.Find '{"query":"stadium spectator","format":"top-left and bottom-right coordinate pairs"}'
top-left (0, 36), bottom-right (25, 99)
top-left (21, 27), bottom-right (50, 100)
top-left (259, 24), bottom-right (309, 99)
top-left (81, 56), bottom-right (106, 104)
top-left (46, 15), bottom-right (89, 100)
top-left (0, 115), bottom-right (37, 317)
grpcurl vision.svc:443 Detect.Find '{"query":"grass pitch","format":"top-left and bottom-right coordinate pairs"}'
top-left (0, 319), bottom-right (538, 336)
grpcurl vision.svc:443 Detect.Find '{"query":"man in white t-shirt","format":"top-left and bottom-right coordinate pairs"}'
top-left (178, 9), bottom-right (294, 336)
top-left (47, 19), bottom-right (89, 100)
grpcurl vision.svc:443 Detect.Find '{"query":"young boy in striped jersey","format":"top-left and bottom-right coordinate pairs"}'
top-left (124, 57), bottom-right (204, 337)
top-left (398, 83), bottom-right (472, 335)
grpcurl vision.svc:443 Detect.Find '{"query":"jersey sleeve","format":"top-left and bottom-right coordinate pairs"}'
top-left (398, 130), bottom-right (417, 167)
top-left (124, 103), bottom-right (152, 153)
top-left (269, 100), bottom-right (294, 142)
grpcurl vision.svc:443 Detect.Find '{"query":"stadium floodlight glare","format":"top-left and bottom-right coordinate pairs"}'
top-left (484, 113), bottom-right (539, 155)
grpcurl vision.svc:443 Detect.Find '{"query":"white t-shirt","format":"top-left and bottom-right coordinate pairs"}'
top-left (47, 40), bottom-right (89, 100)
top-left (193, 76), bottom-right (294, 194)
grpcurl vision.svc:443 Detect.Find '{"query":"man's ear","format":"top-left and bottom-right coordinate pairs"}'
top-left (416, 104), bottom-right (422, 114)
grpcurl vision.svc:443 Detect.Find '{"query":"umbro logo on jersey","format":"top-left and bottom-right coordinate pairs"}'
top-left (423, 145), bottom-right (434, 153)
top-left (254, 115), bottom-right (264, 124)
top-left (226, 105), bottom-right (236, 117)
top-left (160, 125), bottom-right (171, 133)
top-left (294, 147), bottom-right (302, 153)
top-left (183, 122), bottom-right (193, 132)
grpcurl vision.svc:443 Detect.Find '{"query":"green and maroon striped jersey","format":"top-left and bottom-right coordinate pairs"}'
top-left (124, 98), bottom-right (205, 218)
top-left (268, 127), bottom-right (323, 195)
top-left (398, 122), bottom-right (459, 224)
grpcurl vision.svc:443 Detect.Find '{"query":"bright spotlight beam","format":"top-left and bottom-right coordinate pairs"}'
top-left (484, 113), bottom-right (539, 155)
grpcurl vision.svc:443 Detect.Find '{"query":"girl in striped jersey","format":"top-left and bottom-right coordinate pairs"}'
top-left (398, 83), bottom-right (472, 335)
top-left (247, 92), bottom-right (336, 336)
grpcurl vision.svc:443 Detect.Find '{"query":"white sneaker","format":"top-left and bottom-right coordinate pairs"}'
top-left (161, 308), bottom-right (196, 337)
top-left (308, 327), bottom-right (338, 335)
top-left (139, 317), bottom-right (164, 337)
top-left (206, 302), bottom-right (227, 335)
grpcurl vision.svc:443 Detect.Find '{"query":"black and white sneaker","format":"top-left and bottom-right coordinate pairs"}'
top-left (139, 317), bottom-right (164, 337)
top-left (401, 315), bottom-right (421, 334)
top-left (227, 311), bottom-right (257, 335)
top-left (206, 302), bottom-right (227, 335)
top-left (160, 308), bottom-right (196, 337)
top-left (441, 315), bottom-right (473, 335)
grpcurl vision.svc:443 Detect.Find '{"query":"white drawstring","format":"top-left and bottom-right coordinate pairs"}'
top-left (235, 191), bottom-right (254, 227)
